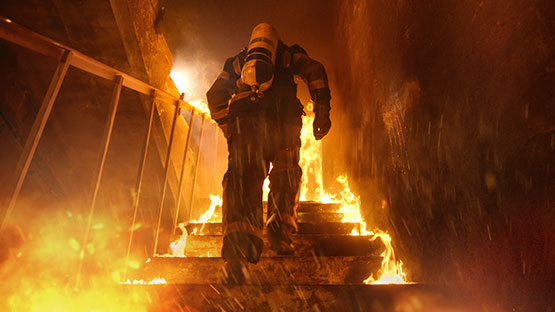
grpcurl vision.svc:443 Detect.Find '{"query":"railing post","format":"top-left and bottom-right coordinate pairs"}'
top-left (172, 107), bottom-right (196, 234)
top-left (87, 74), bottom-right (124, 233)
top-left (152, 93), bottom-right (183, 256)
top-left (123, 89), bottom-right (157, 280)
top-left (76, 74), bottom-right (124, 288)
top-left (188, 115), bottom-right (206, 222)
top-left (1, 49), bottom-right (72, 233)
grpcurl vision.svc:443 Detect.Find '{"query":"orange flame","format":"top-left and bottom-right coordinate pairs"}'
top-left (263, 165), bottom-right (271, 202)
top-left (364, 230), bottom-right (408, 284)
top-left (189, 194), bottom-right (222, 225)
top-left (187, 99), bottom-right (211, 115)
top-left (169, 222), bottom-right (188, 257)
top-left (300, 102), bottom-right (409, 285)
top-left (167, 194), bottom-right (222, 257)
top-left (0, 214), bottom-right (152, 311)
top-left (299, 103), bottom-right (334, 202)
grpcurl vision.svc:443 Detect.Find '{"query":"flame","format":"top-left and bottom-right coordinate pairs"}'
top-left (333, 176), bottom-right (408, 284)
top-left (332, 175), bottom-right (408, 284)
top-left (190, 193), bottom-right (222, 236)
top-left (189, 194), bottom-right (222, 225)
top-left (0, 214), bottom-right (152, 311)
top-left (169, 223), bottom-right (188, 257)
top-left (364, 230), bottom-right (408, 284)
top-left (187, 99), bottom-right (211, 115)
top-left (334, 176), bottom-right (364, 225)
top-left (263, 165), bottom-right (272, 202)
top-left (299, 103), bottom-right (333, 202)
top-left (167, 194), bottom-right (222, 257)
top-left (299, 101), bottom-right (409, 285)
top-left (120, 277), bottom-right (167, 285)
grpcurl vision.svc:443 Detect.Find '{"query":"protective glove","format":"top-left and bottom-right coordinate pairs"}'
top-left (313, 103), bottom-right (331, 140)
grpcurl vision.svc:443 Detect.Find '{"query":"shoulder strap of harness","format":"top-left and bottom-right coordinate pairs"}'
top-left (281, 43), bottom-right (308, 69)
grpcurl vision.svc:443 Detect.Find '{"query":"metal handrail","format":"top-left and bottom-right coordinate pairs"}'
top-left (0, 16), bottom-right (219, 284)
top-left (0, 17), bottom-right (211, 117)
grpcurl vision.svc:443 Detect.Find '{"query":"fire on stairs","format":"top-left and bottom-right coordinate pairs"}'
top-left (118, 100), bottom-right (464, 311)
top-left (149, 100), bottom-right (409, 284)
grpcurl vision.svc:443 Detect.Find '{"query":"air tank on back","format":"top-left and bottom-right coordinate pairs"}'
top-left (241, 23), bottom-right (279, 95)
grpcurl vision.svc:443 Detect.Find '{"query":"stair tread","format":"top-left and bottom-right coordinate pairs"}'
top-left (141, 255), bottom-right (381, 285)
top-left (184, 234), bottom-right (381, 257)
top-left (264, 201), bottom-right (342, 214)
top-left (186, 222), bottom-right (360, 235)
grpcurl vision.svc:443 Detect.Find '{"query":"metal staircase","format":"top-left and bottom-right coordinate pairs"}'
top-left (129, 201), bottom-right (445, 311)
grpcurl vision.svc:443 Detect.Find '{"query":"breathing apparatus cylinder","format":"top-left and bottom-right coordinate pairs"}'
top-left (241, 23), bottom-right (279, 98)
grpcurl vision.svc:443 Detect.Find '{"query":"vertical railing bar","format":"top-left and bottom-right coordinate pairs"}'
top-left (188, 115), bottom-right (206, 222)
top-left (76, 74), bottom-right (124, 288)
top-left (172, 108), bottom-right (196, 234)
top-left (1, 50), bottom-right (73, 233)
top-left (210, 126), bottom-right (220, 194)
top-left (123, 89), bottom-right (157, 281)
top-left (152, 93), bottom-right (183, 256)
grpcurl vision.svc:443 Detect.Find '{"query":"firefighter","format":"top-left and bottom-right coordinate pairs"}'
top-left (206, 23), bottom-right (331, 283)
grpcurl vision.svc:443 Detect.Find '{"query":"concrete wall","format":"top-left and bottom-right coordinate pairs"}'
top-left (332, 0), bottom-right (554, 309)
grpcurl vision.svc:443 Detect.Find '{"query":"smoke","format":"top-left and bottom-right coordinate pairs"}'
top-left (170, 51), bottom-right (221, 102)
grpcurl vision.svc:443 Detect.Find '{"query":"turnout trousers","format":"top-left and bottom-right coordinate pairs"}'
top-left (221, 109), bottom-right (302, 264)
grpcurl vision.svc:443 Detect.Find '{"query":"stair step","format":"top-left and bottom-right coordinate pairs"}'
top-left (297, 211), bottom-right (344, 223)
top-left (184, 234), bottom-right (381, 257)
top-left (122, 284), bottom-right (467, 312)
top-left (265, 202), bottom-right (344, 222)
top-left (186, 222), bottom-right (360, 236)
top-left (259, 211), bottom-right (344, 223)
top-left (142, 256), bottom-right (381, 285)
top-left (298, 201), bottom-right (341, 213)
top-left (273, 201), bottom-right (342, 214)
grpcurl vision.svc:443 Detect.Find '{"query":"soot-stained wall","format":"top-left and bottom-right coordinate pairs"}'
top-left (332, 0), bottom-right (554, 310)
